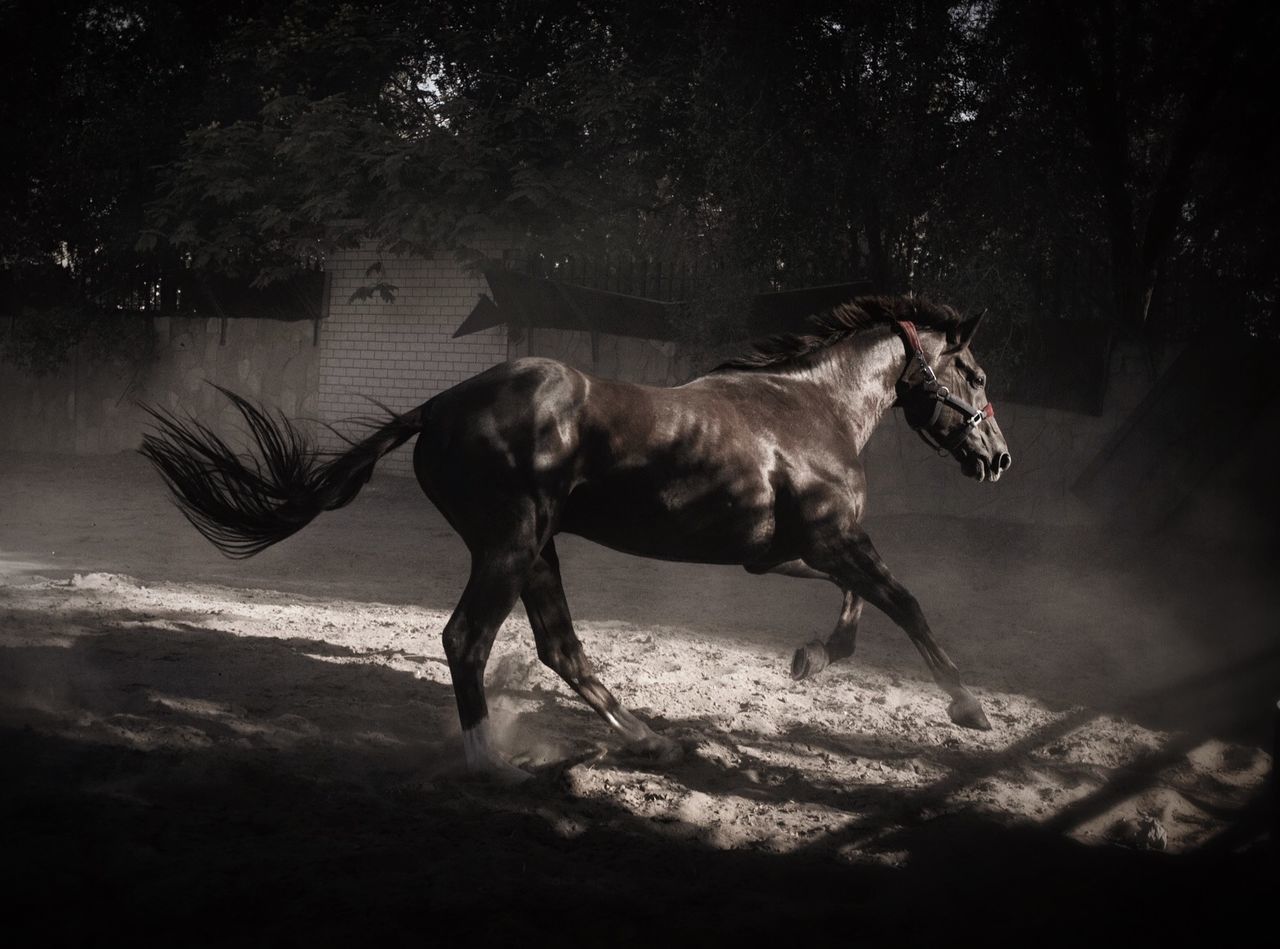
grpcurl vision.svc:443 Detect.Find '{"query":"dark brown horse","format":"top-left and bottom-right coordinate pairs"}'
top-left (141, 295), bottom-right (1010, 780)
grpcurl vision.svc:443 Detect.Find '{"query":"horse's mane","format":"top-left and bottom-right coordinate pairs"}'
top-left (713, 295), bottom-right (963, 373)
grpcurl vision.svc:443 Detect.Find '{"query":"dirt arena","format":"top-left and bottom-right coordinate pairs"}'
top-left (2, 451), bottom-right (1275, 945)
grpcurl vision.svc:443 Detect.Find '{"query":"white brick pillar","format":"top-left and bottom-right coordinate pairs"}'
top-left (317, 240), bottom-right (511, 476)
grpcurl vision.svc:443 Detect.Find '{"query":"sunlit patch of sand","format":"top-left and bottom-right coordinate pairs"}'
top-left (0, 572), bottom-right (1270, 858)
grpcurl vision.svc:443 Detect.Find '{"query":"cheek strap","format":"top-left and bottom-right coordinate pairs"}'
top-left (894, 320), bottom-right (996, 456)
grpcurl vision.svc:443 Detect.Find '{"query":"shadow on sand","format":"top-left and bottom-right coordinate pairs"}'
top-left (1, 607), bottom-right (1274, 948)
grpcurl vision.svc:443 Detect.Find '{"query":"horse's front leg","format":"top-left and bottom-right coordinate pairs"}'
top-left (806, 531), bottom-right (992, 731)
top-left (521, 539), bottom-right (682, 764)
top-left (746, 560), bottom-right (863, 680)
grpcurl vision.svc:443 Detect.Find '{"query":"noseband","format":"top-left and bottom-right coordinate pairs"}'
top-left (893, 320), bottom-right (995, 456)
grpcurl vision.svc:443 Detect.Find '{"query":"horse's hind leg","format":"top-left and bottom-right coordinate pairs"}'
top-left (808, 530), bottom-right (992, 731)
top-left (521, 540), bottom-right (681, 764)
top-left (443, 549), bottom-right (539, 782)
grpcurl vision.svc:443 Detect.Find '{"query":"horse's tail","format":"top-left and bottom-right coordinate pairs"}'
top-left (139, 385), bottom-right (425, 559)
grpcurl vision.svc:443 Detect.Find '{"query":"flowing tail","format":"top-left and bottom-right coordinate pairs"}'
top-left (139, 385), bottom-right (424, 558)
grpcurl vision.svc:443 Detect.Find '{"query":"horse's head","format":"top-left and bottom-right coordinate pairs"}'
top-left (899, 311), bottom-right (1012, 483)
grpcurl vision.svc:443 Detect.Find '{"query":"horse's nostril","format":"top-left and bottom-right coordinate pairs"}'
top-left (997, 452), bottom-right (1012, 471)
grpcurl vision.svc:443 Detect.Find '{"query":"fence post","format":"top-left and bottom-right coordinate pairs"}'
top-left (1273, 698), bottom-right (1278, 862)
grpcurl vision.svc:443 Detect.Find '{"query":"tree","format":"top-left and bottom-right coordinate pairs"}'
top-left (6, 0), bottom-right (1276, 364)
top-left (2, 0), bottom-right (267, 369)
top-left (988, 0), bottom-right (1277, 330)
top-left (144, 2), bottom-right (977, 289)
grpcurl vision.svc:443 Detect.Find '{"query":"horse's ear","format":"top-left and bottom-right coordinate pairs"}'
top-left (945, 309), bottom-right (986, 353)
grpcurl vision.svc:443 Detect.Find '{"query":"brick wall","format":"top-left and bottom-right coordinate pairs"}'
top-left (317, 242), bottom-right (511, 475)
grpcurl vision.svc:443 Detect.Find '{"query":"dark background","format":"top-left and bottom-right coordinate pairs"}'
top-left (2, 1), bottom-right (1277, 943)
top-left (4, 1), bottom-right (1278, 366)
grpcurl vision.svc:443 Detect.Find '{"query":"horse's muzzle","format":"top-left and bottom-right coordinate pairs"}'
top-left (963, 451), bottom-right (1011, 483)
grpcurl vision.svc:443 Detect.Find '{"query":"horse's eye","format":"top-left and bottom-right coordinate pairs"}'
top-left (974, 375), bottom-right (986, 388)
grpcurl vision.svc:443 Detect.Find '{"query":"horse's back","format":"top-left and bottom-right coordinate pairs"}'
top-left (563, 369), bottom-right (806, 562)
top-left (414, 356), bottom-right (866, 563)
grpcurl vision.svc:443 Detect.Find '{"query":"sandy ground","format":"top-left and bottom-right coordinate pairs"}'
top-left (1, 451), bottom-right (1276, 945)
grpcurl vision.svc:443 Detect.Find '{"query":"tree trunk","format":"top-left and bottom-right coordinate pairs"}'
top-left (863, 196), bottom-right (891, 292)
top-left (1110, 240), bottom-right (1157, 328)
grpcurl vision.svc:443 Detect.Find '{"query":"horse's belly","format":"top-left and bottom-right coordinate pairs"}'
top-left (559, 478), bottom-right (777, 564)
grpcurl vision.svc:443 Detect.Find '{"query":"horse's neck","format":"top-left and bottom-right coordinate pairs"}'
top-left (812, 327), bottom-right (909, 454)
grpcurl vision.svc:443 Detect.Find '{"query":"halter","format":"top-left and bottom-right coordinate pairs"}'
top-left (893, 320), bottom-right (995, 456)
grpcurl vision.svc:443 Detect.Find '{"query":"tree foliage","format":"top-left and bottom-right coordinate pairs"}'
top-left (5, 0), bottom-right (1277, 374)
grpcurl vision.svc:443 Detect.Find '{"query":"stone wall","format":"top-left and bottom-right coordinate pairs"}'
top-left (1, 242), bottom-right (512, 476)
top-left (862, 400), bottom-right (1118, 525)
top-left (855, 340), bottom-right (1157, 524)
top-left (0, 315), bottom-right (319, 456)
top-left (2, 249), bottom-right (1157, 529)
top-left (508, 325), bottom-right (696, 387)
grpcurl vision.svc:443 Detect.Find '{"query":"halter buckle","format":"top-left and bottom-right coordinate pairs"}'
top-left (914, 354), bottom-right (937, 385)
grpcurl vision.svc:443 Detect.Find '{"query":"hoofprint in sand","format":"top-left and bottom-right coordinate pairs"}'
top-left (1, 571), bottom-right (1267, 860)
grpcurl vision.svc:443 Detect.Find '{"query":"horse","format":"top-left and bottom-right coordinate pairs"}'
top-left (140, 294), bottom-right (1011, 781)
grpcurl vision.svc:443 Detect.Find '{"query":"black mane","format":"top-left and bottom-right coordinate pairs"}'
top-left (713, 295), bottom-right (963, 373)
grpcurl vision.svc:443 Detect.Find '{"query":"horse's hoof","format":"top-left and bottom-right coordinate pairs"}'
top-left (478, 759), bottom-right (535, 784)
top-left (947, 694), bottom-right (992, 731)
top-left (465, 753), bottom-right (535, 783)
top-left (623, 733), bottom-right (684, 765)
top-left (463, 723), bottom-right (534, 783)
top-left (791, 640), bottom-right (829, 680)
